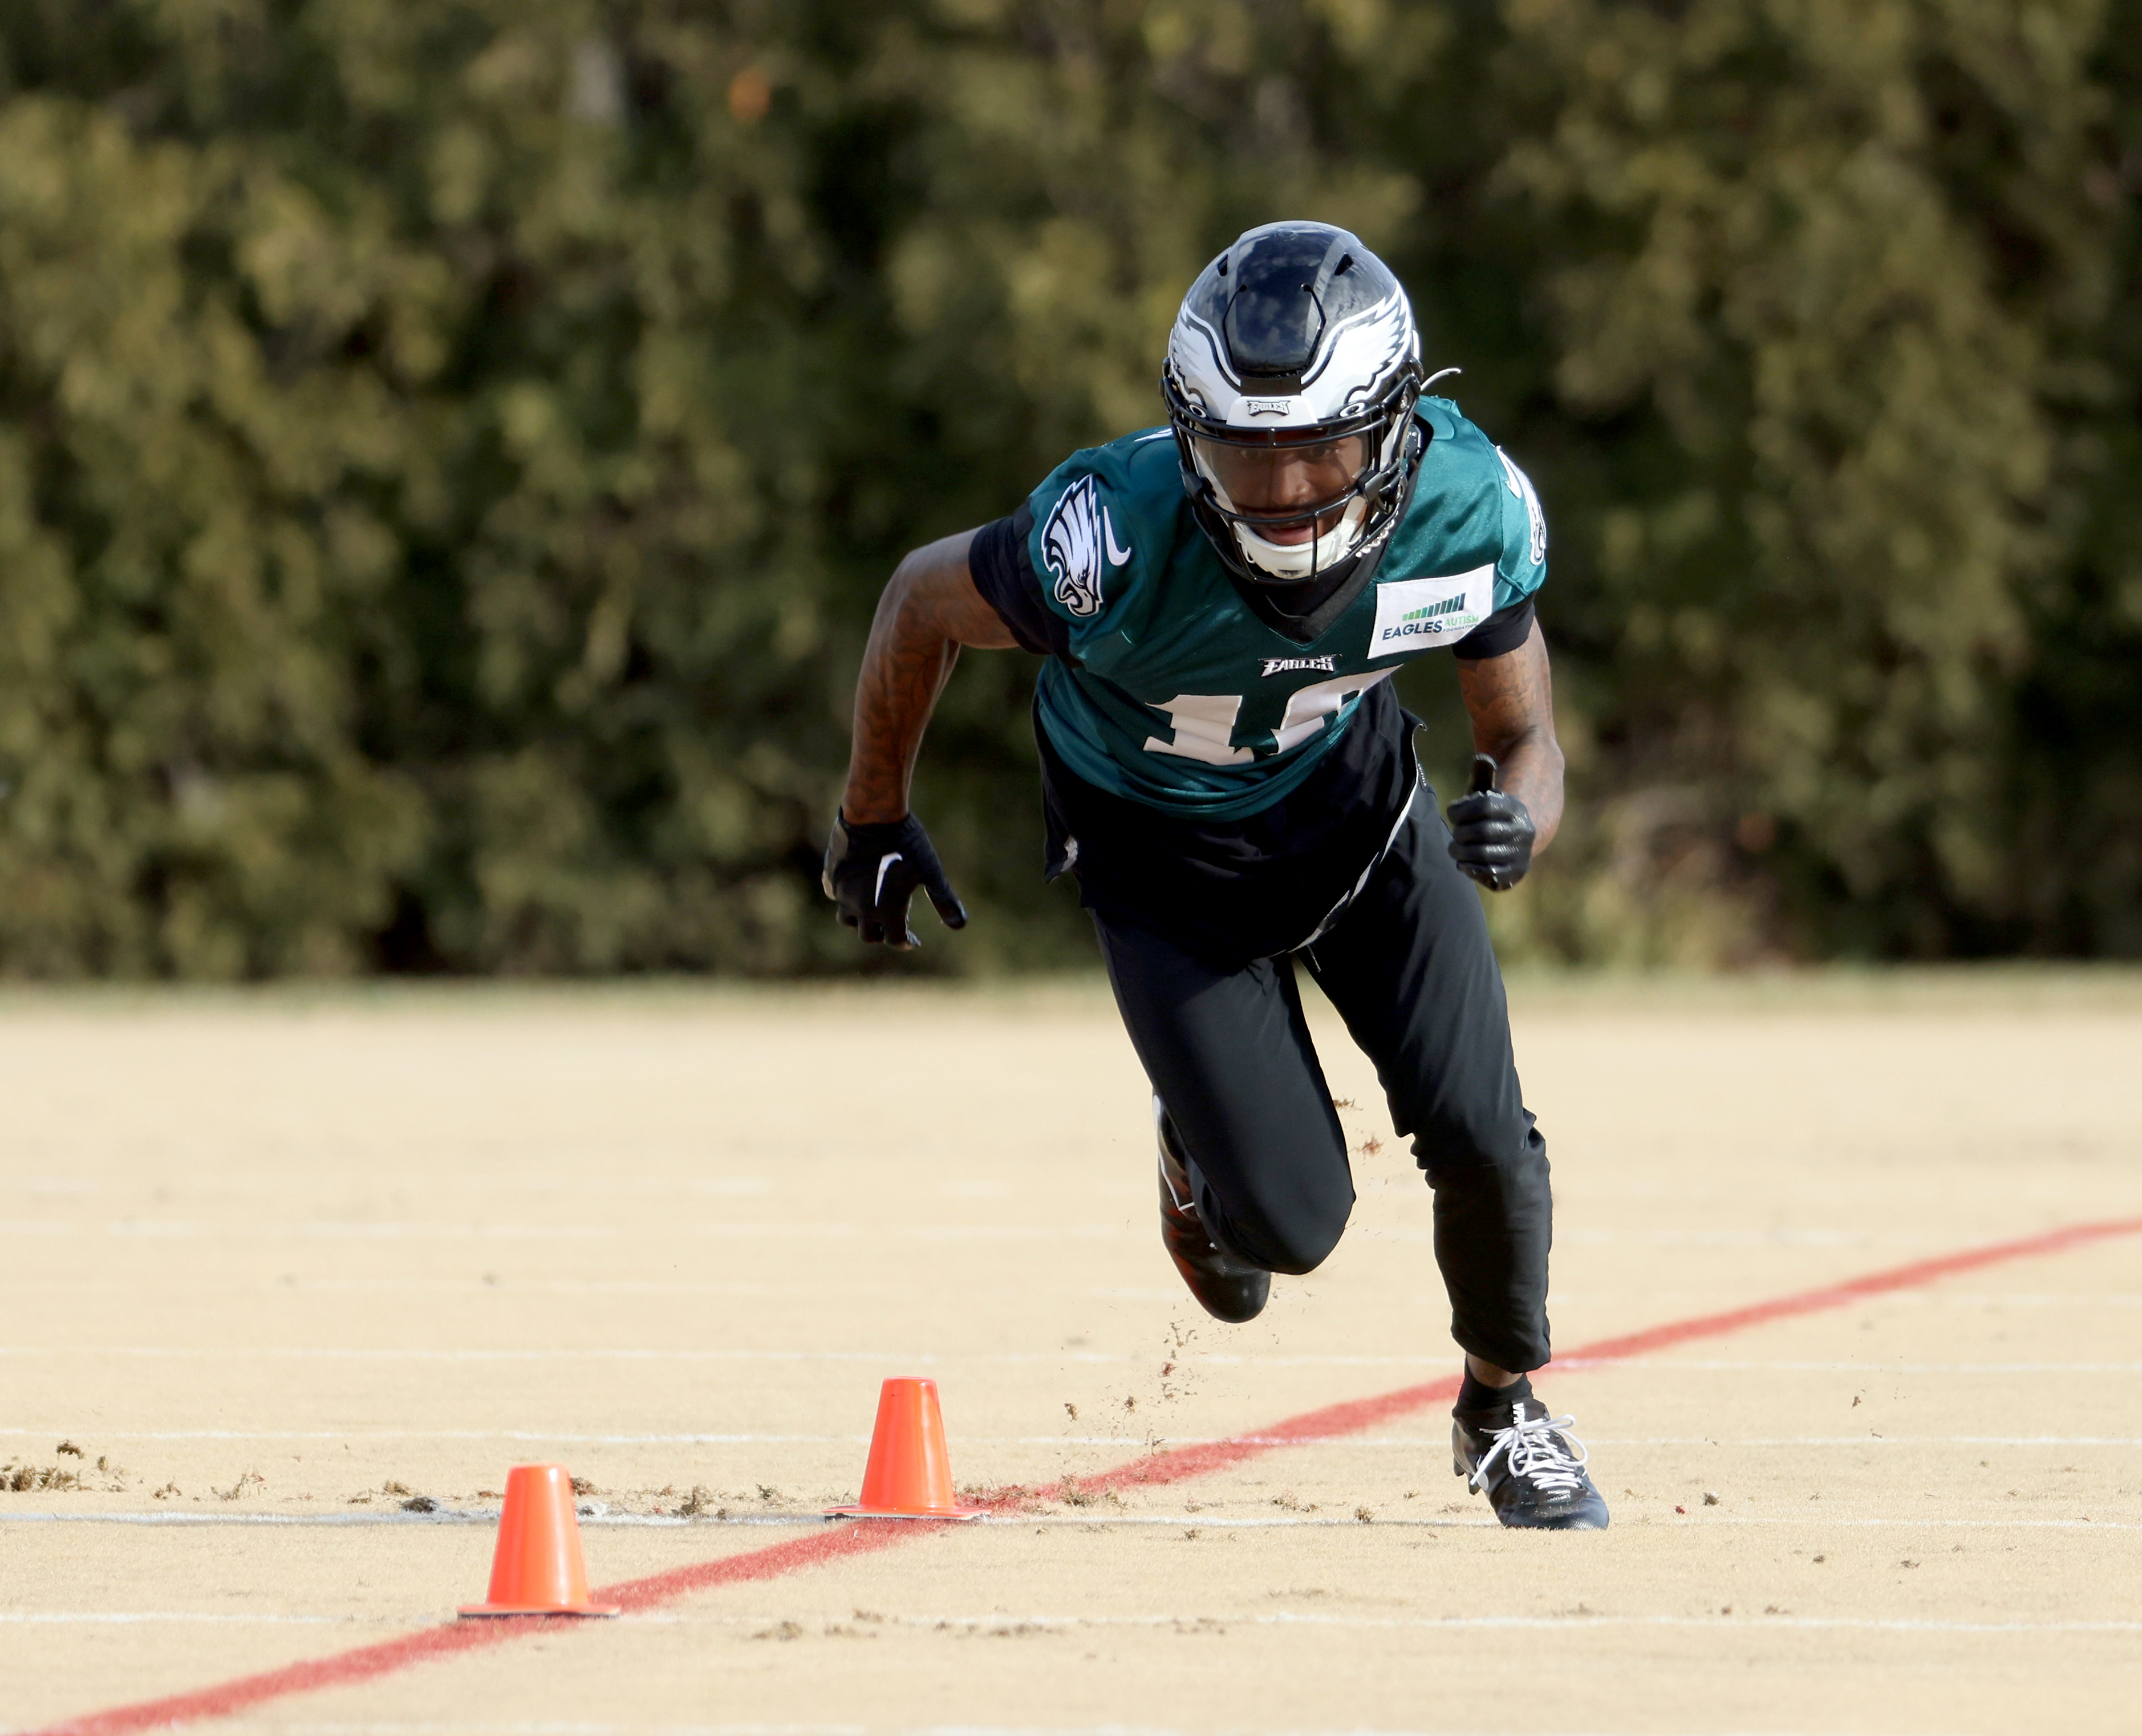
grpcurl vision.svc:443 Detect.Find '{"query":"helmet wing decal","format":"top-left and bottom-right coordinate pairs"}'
top-left (1299, 290), bottom-right (1409, 398)
top-left (1170, 306), bottom-right (1240, 397)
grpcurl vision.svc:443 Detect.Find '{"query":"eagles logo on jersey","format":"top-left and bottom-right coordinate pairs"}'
top-left (1040, 475), bottom-right (1133, 618)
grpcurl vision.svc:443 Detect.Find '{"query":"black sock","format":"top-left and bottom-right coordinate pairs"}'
top-left (1455, 1370), bottom-right (1534, 1416)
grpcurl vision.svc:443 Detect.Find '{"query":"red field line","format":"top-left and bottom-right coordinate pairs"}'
top-left (24, 1522), bottom-right (934, 1736)
top-left (22, 1213), bottom-right (2141, 1736)
top-left (1076, 1213), bottom-right (2142, 1494)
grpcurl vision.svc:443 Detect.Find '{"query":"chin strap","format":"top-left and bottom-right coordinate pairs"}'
top-left (1232, 494), bottom-right (1369, 582)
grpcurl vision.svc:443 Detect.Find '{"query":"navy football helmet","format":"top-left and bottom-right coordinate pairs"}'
top-left (1161, 222), bottom-right (1429, 588)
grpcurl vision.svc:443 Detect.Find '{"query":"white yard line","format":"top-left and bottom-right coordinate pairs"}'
top-left (6, 1278), bottom-right (2139, 1311)
top-left (0, 1711), bottom-right (2051, 1736)
top-left (0, 1348), bottom-right (1119, 1365)
top-left (754, 1609), bottom-right (2142, 1637)
top-left (0, 1222), bottom-right (1136, 1241)
top-left (273, 1726), bottom-right (876, 1736)
top-left (1553, 1359), bottom-right (2142, 1374)
top-left (1550, 1293), bottom-right (2142, 1308)
top-left (4, 1349), bottom-right (2140, 1370)
top-left (4, 1427), bottom-right (2138, 1447)
top-left (5, 1220), bottom-right (2092, 1248)
top-left (5, 1607), bottom-right (2136, 1639)
top-left (981, 1515), bottom-right (2142, 1533)
top-left (0, 1427), bottom-right (876, 1443)
top-left (0, 1611), bottom-right (358, 1625)
top-left (3, 1511), bottom-right (2134, 1531)
top-left (1344, 1427), bottom-right (2099, 1443)
top-left (76, 1718), bottom-right (1873, 1736)
top-left (0, 1510), bottom-right (804, 1528)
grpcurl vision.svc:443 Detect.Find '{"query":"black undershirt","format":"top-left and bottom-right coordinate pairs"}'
top-left (967, 512), bottom-right (1535, 969)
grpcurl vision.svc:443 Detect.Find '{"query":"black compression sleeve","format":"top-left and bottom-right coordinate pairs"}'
top-left (967, 507), bottom-right (1068, 659)
top-left (1450, 596), bottom-right (1535, 660)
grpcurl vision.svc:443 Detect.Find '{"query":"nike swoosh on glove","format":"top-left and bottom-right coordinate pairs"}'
top-left (1445, 753), bottom-right (1535, 892)
top-left (821, 812), bottom-right (969, 949)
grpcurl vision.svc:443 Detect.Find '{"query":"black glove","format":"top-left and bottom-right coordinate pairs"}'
top-left (821, 811), bottom-right (969, 949)
top-left (1445, 753), bottom-right (1535, 892)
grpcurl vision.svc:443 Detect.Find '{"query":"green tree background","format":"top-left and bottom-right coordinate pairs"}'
top-left (0, 0), bottom-right (2135, 976)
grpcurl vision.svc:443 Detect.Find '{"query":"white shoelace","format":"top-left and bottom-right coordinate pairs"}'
top-left (1468, 1406), bottom-right (1591, 1496)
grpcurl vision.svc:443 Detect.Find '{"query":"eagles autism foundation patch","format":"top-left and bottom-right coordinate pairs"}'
top-left (1369, 565), bottom-right (1494, 653)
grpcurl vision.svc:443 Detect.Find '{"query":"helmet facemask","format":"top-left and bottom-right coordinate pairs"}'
top-left (1178, 406), bottom-right (1415, 585)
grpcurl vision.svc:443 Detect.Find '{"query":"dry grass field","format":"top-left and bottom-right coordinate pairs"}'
top-left (2, 973), bottom-right (2139, 1735)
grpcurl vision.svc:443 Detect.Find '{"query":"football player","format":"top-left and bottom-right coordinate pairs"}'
top-left (825, 222), bottom-right (1606, 1528)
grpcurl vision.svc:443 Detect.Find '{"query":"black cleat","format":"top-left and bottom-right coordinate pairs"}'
top-left (1155, 1100), bottom-right (1269, 1324)
top-left (1453, 1396), bottom-right (1610, 1530)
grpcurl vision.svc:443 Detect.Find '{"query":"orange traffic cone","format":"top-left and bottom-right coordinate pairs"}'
top-left (827, 1377), bottom-right (989, 1519)
top-left (459, 1463), bottom-right (621, 1617)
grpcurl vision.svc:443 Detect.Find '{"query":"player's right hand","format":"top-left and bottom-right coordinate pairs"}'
top-left (821, 811), bottom-right (969, 949)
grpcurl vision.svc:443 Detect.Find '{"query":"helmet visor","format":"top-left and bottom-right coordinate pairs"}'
top-left (1191, 429), bottom-right (1375, 538)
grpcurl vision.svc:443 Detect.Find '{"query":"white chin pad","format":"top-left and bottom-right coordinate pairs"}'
top-left (1231, 496), bottom-right (1368, 581)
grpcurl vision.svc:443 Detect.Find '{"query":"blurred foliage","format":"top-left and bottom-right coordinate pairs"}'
top-left (0, 0), bottom-right (2135, 976)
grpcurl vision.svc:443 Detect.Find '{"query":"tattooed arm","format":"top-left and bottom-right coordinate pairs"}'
top-left (841, 529), bottom-right (1019, 825)
top-left (823, 531), bottom-right (1018, 948)
top-left (1455, 619), bottom-right (1564, 854)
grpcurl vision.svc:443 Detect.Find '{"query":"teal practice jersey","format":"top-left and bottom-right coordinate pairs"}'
top-left (1020, 398), bottom-right (1548, 821)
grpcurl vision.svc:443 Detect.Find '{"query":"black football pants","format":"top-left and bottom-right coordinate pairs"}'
top-left (1092, 797), bottom-right (1552, 1373)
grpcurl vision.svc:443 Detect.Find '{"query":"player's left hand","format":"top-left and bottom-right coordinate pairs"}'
top-left (1446, 753), bottom-right (1535, 892)
top-left (821, 810), bottom-right (969, 949)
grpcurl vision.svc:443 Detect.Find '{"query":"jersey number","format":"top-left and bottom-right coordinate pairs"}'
top-left (1142, 671), bottom-right (1389, 765)
top-left (1141, 693), bottom-right (1251, 765)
